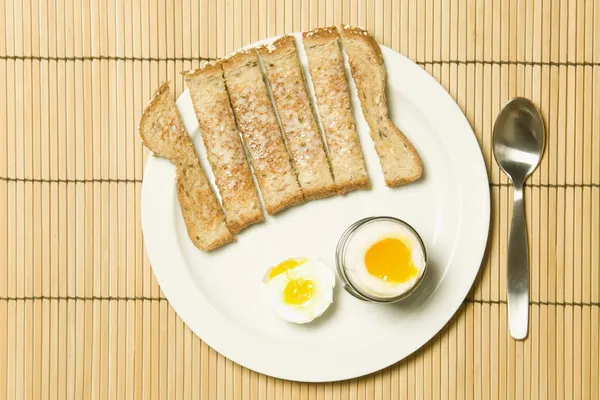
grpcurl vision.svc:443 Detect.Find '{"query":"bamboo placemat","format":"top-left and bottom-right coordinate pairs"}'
top-left (1, 0), bottom-right (599, 398)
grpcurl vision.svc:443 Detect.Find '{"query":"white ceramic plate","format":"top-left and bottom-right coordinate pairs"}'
top-left (141, 34), bottom-right (490, 382)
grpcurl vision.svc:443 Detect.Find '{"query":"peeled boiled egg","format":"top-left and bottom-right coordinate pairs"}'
top-left (263, 258), bottom-right (335, 324)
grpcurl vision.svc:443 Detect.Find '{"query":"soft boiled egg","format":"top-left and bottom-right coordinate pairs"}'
top-left (263, 258), bottom-right (336, 324)
top-left (343, 218), bottom-right (426, 300)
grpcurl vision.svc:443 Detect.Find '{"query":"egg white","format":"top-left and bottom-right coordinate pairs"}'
top-left (265, 260), bottom-right (336, 324)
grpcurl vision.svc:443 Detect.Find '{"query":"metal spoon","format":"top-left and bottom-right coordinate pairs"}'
top-left (493, 97), bottom-right (545, 340)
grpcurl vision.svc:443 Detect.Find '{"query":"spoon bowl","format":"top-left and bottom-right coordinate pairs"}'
top-left (493, 97), bottom-right (545, 340)
top-left (493, 98), bottom-right (545, 185)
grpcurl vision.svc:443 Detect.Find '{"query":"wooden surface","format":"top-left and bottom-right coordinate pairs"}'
top-left (1, 0), bottom-right (599, 398)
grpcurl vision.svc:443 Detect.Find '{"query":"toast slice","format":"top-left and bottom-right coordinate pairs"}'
top-left (257, 36), bottom-right (336, 200)
top-left (139, 82), bottom-right (234, 251)
top-left (183, 63), bottom-right (264, 233)
top-left (302, 27), bottom-right (370, 194)
top-left (341, 26), bottom-right (423, 186)
top-left (222, 50), bottom-right (304, 215)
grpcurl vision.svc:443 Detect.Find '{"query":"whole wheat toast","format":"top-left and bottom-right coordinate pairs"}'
top-left (302, 27), bottom-right (370, 194)
top-left (257, 36), bottom-right (337, 200)
top-left (139, 82), bottom-right (234, 251)
top-left (183, 63), bottom-right (264, 233)
top-left (341, 26), bottom-right (423, 186)
top-left (222, 50), bottom-right (304, 215)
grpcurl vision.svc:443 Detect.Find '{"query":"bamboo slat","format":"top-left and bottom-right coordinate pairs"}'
top-left (1, 0), bottom-right (599, 398)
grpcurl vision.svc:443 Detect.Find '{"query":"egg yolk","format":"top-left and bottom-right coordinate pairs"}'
top-left (364, 238), bottom-right (419, 283)
top-left (268, 258), bottom-right (307, 280)
top-left (283, 278), bottom-right (314, 306)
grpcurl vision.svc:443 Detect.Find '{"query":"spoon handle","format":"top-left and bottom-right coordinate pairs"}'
top-left (507, 185), bottom-right (529, 340)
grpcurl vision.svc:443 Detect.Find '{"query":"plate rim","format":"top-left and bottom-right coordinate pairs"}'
top-left (141, 37), bottom-right (490, 382)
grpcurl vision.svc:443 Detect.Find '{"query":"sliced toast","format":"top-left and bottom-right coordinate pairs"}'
top-left (222, 50), bottom-right (304, 215)
top-left (302, 27), bottom-right (370, 194)
top-left (139, 82), bottom-right (234, 251)
top-left (257, 36), bottom-right (336, 200)
top-left (341, 26), bottom-right (423, 186)
top-left (183, 63), bottom-right (264, 233)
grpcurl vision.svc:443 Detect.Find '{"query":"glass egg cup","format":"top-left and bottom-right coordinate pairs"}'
top-left (335, 216), bottom-right (429, 303)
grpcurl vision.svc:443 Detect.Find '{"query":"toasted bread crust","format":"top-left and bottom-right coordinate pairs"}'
top-left (258, 36), bottom-right (337, 201)
top-left (176, 163), bottom-right (235, 250)
top-left (184, 63), bottom-right (264, 233)
top-left (222, 51), bottom-right (304, 215)
top-left (340, 25), bottom-right (383, 61)
top-left (221, 50), bottom-right (255, 73)
top-left (302, 27), bottom-right (371, 194)
top-left (139, 82), bottom-right (198, 166)
top-left (256, 35), bottom-right (297, 55)
top-left (139, 82), bottom-right (234, 250)
top-left (302, 26), bottom-right (340, 42)
top-left (341, 26), bottom-right (423, 186)
top-left (181, 59), bottom-right (225, 78)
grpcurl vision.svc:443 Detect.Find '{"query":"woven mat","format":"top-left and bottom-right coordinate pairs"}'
top-left (1, 0), bottom-right (599, 398)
